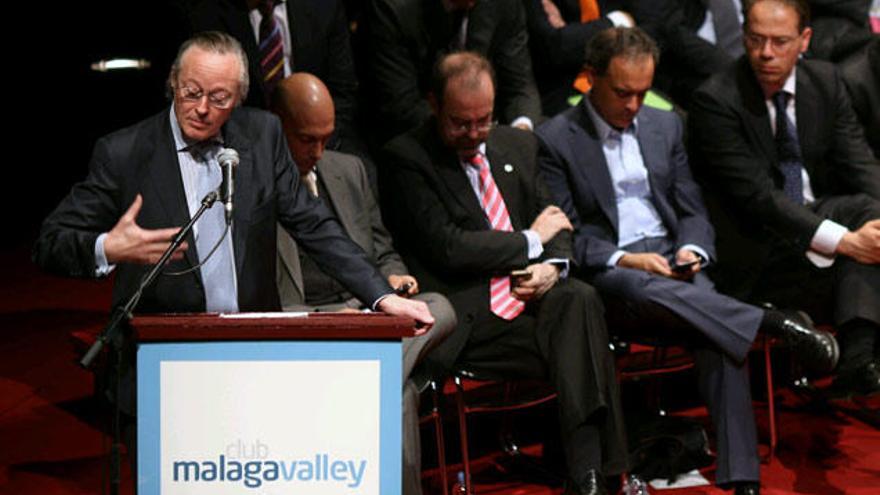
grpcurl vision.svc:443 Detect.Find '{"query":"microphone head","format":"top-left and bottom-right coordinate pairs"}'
top-left (217, 148), bottom-right (239, 167)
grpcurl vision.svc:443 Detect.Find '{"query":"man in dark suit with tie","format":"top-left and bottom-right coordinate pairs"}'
top-left (363, 0), bottom-right (542, 144)
top-left (382, 51), bottom-right (627, 495)
top-left (271, 72), bottom-right (457, 495)
top-left (536, 26), bottom-right (838, 495)
top-left (689, 0), bottom-right (880, 398)
top-left (187, 0), bottom-right (373, 184)
top-left (33, 31), bottom-right (434, 463)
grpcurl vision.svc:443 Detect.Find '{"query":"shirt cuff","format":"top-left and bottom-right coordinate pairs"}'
top-left (510, 116), bottom-right (534, 131)
top-left (607, 250), bottom-right (627, 267)
top-left (523, 230), bottom-right (544, 260)
top-left (543, 258), bottom-right (570, 279)
top-left (679, 244), bottom-right (711, 266)
top-left (94, 233), bottom-right (116, 277)
top-left (806, 219), bottom-right (848, 268)
top-left (606, 11), bottom-right (634, 28)
top-left (370, 292), bottom-right (395, 312)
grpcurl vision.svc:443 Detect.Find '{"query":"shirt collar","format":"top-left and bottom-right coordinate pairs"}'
top-left (582, 95), bottom-right (638, 142)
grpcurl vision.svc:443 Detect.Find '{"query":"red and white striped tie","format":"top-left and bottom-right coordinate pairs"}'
top-left (470, 154), bottom-right (525, 320)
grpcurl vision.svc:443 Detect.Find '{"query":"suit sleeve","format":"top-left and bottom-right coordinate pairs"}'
top-left (827, 66), bottom-right (880, 199)
top-left (367, 0), bottom-right (433, 141)
top-left (272, 119), bottom-right (392, 305)
top-left (689, 84), bottom-right (826, 248)
top-left (383, 144), bottom-right (530, 275)
top-left (34, 137), bottom-right (125, 278)
top-left (492, 0), bottom-right (543, 124)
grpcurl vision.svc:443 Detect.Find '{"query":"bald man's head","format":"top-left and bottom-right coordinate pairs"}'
top-left (273, 73), bottom-right (335, 174)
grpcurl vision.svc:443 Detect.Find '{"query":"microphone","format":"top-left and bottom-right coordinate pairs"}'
top-left (217, 148), bottom-right (239, 225)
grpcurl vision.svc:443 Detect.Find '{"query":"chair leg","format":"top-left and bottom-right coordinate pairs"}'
top-left (454, 376), bottom-right (473, 494)
top-left (764, 336), bottom-right (777, 462)
top-left (430, 381), bottom-right (449, 495)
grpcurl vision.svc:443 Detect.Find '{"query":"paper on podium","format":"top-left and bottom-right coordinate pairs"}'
top-left (219, 312), bottom-right (309, 319)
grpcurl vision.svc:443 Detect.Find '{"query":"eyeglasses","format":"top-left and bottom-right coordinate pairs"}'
top-left (446, 116), bottom-right (497, 135)
top-left (744, 32), bottom-right (800, 52)
top-left (175, 84), bottom-right (236, 109)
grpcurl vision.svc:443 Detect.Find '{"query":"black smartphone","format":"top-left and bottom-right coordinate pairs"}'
top-left (671, 259), bottom-right (700, 273)
top-left (394, 282), bottom-right (413, 296)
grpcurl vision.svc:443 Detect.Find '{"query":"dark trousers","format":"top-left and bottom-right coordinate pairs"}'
top-left (753, 194), bottom-right (880, 364)
top-left (455, 278), bottom-right (629, 477)
top-left (588, 236), bottom-right (762, 485)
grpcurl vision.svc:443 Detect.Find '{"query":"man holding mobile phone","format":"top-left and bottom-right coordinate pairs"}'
top-left (537, 27), bottom-right (839, 495)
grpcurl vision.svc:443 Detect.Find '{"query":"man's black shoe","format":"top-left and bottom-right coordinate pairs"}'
top-left (564, 469), bottom-right (607, 495)
top-left (764, 311), bottom-right (839, 375)
top-left (832, 360), bottom-right (880, 398)
top-left (733, 481), bottom-right (760, 495)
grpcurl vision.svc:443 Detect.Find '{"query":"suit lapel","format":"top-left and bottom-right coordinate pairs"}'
top-left (570, 104), bottom-right (619, 233)
top-left (738, 60), bottom-right (777, 165)
top-left (636, 111), bottom-right (675, 227)
top-left (148, 112), bottom-right (200, 270)
top-left (276, 229), bottom-right (305, 303)
top-left (794, 64), bottom-right (818, 177)
top-left (317, 160), bottom-right (358, 240)
top-left (221, 112), bottom-right (255, 278)
top-left (426, 128), bottom-right (491, 228)
top-left (486, 133), bottom-right (523, 230)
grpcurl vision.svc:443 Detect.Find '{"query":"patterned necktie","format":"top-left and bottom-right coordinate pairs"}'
top-left (469, 154), bottom-right (525, 321)
top-left (772, 91), bottom-right (804, 204)
top-left (258, 0), bottom-right (284, 104)
top-left (572, 0), bottom-right (600, 93)
top-left (302, 170), bottom-right (319, 197)
top-left (708, 0), bottom-right (744, 58)
top-left (193, 145), bottom-right (239, 312)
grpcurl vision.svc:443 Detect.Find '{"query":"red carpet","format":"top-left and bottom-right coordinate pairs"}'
top-left (1, 244), bottom-right (878, 494)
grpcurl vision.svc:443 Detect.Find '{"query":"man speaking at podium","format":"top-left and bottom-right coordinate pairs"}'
top-left (32, 30), bottom-right (433, 458)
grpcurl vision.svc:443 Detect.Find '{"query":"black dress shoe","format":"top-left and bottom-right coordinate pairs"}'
top-left (832, 360), bottom-right (880, 398)
top-left (765, 311), bottom-right (839, 374)
top-left (564, 469), bottom-right (608, 495)
top-left (733, 481), bottom-right (760, 495)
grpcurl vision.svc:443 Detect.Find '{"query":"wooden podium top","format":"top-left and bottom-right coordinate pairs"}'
top-left (131, 312), bottom-right (416, 342)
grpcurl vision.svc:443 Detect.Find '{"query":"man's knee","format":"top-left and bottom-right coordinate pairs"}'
top-left (546, 278), bottom-right (605, 313)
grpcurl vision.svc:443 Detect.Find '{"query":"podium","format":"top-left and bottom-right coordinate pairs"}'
top-left (133, 312), bottom-right (414, 495)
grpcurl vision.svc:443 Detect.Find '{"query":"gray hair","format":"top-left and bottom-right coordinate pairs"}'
top-left (584, 27), bottom-right (660, 76)
top-left (167, 31), bottom-right (250, 102)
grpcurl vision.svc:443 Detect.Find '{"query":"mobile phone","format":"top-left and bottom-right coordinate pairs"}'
top-left (671, 259), bottom-right (700, 273)
top-left (510, 269), bottom-right (532, 281)
top-left (394, 282), bottom-right (414, 296)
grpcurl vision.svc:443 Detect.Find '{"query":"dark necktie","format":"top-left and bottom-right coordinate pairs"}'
top-left (773, 91), bottom-right (804, 204)
top-left (708, 0), bottom-right (744, 58)
top-left (258, 0), bottom-right (285, 104)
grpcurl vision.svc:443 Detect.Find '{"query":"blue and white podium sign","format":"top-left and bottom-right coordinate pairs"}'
top-left (134, 313), bottom-right (407, 495)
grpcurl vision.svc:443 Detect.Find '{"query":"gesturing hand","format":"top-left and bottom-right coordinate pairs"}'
top-left (103, 194), bottom-right (188, 265)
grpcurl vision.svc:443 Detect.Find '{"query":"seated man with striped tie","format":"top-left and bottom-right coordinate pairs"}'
top-left (381, 51), bottom-right (627, 495)
top-left (689, 0), bottom-right (880, 398)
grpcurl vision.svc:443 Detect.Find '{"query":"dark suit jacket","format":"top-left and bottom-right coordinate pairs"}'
top-left (277, 150), bottom-right (408, 307)
top-left (536, 102), bottom-right (715, 270)
top-left (523, 0), bottom-right (614, 115)
top-left (365, 0), bottom-right (541, 142)
top-left (840, 38), bottom-right (880, 158)
top-left (381, 120), bottom-right (570, 369)
top-left (34, 107), bottom-right (390, 314)
top-left (188, 0), bottom-right (358, 132)
top-left (689, 57), bottom-right (880, 295)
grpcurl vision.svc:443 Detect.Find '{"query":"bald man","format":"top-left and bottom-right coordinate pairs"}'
top-left (272, 73), bottom-right (457, 495)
